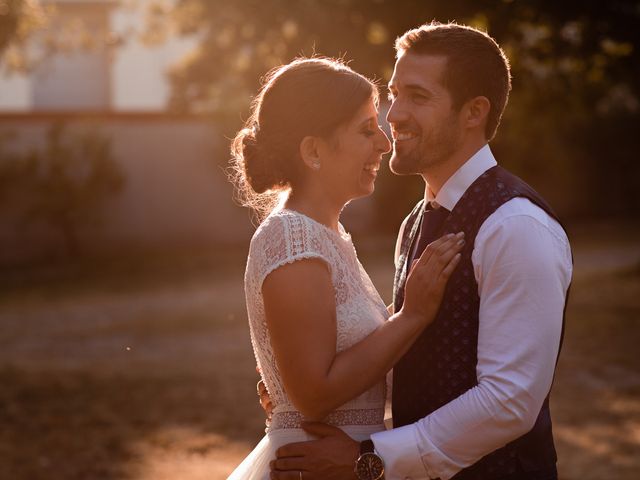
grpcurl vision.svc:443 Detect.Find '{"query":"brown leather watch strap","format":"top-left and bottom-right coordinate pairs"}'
top-left (360, 439), bottom-right (375, 455)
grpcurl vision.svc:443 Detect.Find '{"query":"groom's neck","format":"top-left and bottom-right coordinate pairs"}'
top-left (421, 138), bottom-right (488, 199)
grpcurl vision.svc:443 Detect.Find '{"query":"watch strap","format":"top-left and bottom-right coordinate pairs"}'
top-left (360, 439), bottom-right (375, 455)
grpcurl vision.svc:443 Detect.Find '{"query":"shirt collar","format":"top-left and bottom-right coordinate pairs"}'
top-left (426, 144), bottom-right (497, 211)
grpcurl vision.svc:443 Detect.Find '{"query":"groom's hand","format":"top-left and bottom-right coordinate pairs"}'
top-left (270, 422), bottom-right (359, 480)
top-left (257, 379), bottom-right (273, 422)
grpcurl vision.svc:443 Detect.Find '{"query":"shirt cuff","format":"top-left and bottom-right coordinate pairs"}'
top-left (370, 424), bottom-right (429, 480)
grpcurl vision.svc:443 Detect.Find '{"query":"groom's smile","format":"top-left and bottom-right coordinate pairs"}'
top-left (390, 124), bottom-right (422, 161)
top-left (392, 128), bottom-right (419, 142)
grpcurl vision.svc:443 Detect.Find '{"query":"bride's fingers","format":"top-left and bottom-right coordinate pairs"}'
top-left (409, 232), bottom-right (464, 282)
top-left (412, 233), bottom-right (456, 270)
top-left (435, 231), bottom-right (464, 255)
top-left (438, 252), bottom-right (462, 282)
top-left (419, 243), bottom-right (463, 285)
top-left (429, 252), bottom-right (462, 298)
top-left (420, 232), bottom-right (464, 274)
top-left (436, 233), bottom-right (465, 264)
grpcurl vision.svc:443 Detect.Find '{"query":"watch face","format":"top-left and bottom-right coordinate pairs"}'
top-left (356, 452), bottom-right (384, 480)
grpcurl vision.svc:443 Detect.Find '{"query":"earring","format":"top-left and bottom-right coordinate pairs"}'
top-left (311, 161), bottom-right (321, 171)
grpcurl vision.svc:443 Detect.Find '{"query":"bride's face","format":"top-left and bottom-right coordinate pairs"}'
top-left (317, 99), bottom-right (391, 202)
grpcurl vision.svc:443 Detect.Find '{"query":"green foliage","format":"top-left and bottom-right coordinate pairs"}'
top-left (0, 124), bottom-right (124, 257)
top-left (0, 0), bottom-right (117, 73)
top-left (148, 0), bottom-right (640, 224)
top-left (0, 0), bottom-right (48, 70)
top-left (0, 0), bottom-right (32, 54)
top-left (156, 1), bottom-right (638, 111)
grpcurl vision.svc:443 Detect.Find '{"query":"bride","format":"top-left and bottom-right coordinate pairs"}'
top-left (228, 57), bottom-right (463, 479)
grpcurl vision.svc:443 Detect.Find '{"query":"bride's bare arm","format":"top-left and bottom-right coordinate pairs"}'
top-left (262, 233), bottom-right (464, 420)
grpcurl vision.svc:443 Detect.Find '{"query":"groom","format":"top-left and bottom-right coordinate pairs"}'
top-left (270, 22), bottom-right (572, 480)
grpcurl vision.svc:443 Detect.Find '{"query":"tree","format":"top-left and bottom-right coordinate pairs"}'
top-left (0, 0), bottom-right (47, 70)
top-left (1, 0), bottom-right (118, 73)
top-left (146, 0), bottom-right (640, 222)
top-left (0, 124), bottom-right (124, 257)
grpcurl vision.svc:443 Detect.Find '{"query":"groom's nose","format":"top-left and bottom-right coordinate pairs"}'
top-left (386, 97), bottom-right (408, 125)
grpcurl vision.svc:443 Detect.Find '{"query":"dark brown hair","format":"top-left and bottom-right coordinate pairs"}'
top-left (395, 22), bottom-right (511, 140)
top-left (230, 57), bottom-right (377, 219)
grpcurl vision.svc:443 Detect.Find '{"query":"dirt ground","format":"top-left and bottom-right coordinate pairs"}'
top-left (0, 221), bottom-right (639, 479)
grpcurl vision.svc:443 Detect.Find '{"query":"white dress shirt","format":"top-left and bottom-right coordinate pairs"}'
top-left (372, 144), bottom-right (573, 480)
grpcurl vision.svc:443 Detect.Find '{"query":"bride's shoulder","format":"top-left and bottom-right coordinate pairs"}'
top-left (250, 209), bottom-right (304, 247)
top-left (253, 208), bottom-right (316, 238)
top-left (253, 210), bottom-right (284, 235)
top-left (247, 209), bottom-right (331, 275)
top-left (249, 212), bottom-right (281, 248)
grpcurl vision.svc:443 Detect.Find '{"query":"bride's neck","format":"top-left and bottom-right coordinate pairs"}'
top-left (285, 187), bottom-right (343, 232)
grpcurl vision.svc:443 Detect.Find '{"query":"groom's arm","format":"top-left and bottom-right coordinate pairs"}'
top-left (371, 200), bottom-right (573, 479)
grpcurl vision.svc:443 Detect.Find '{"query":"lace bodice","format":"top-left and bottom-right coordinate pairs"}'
top-left (244, 209), bottom-right (389, 430)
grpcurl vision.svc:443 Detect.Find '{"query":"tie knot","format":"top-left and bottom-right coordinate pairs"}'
top-left (426, 200), bottom-right (448, 215)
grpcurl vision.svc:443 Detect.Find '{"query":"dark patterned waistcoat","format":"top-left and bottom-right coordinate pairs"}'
top-left (392, 166), bottom-right (568, 479)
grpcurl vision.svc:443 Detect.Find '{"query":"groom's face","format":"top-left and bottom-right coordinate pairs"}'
top-left (387, 53), bottom-right (463, 176)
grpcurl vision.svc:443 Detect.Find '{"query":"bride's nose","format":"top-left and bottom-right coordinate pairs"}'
top-left (376, 125), bottom-right (391, 153)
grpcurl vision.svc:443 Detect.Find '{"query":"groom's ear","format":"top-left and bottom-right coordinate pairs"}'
top-left (463, 96), bottom-right (490, 131)
top-left (299, 135), bottom-right (322, 170)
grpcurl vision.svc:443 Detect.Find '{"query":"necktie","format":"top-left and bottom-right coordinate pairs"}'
top-left (409, 202), bottom-right (450, 269)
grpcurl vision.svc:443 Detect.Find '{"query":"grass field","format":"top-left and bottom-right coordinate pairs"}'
top-left (0, 222), bottom-right (639, 479)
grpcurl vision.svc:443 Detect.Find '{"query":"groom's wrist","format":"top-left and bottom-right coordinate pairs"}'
top-left (354, 439), bottom-right (385, 480)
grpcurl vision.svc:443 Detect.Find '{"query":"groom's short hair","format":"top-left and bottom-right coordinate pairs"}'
top-left (395, 22), bottom-right (511, 141)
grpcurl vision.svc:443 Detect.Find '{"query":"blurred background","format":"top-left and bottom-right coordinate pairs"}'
top-left (0, 0), bottom-right (638, 479)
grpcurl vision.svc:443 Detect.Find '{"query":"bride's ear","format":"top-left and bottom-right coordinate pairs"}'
top-left (299, 136), bottom-right (322, 171)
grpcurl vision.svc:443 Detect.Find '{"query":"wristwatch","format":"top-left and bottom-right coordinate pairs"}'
top-left (354, 439), bottom-right (384, 480)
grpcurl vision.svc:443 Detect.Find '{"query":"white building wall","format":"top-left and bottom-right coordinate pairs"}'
top-left (32, 49), bottom-right (111, 110)
top-left (0, 114), bottom-right (253, 265)
top-left (0, 69), bottom-right (31, 111)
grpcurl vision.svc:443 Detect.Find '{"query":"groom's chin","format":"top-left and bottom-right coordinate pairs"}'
top-left (389, 152), bottom-right (418, 176)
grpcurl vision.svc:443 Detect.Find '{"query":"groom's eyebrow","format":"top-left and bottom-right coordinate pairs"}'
top-left (386, 83), bottom-right (433, 97)
top-left (406, 84), bottom-right (433, 96)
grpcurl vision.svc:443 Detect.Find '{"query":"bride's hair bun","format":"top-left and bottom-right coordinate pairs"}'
top-left (233, 126), bottom-right (283, 195)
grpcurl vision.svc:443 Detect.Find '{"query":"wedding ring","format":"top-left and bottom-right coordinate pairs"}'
top-left (298, 471), bottom-right (303, 480)
top-left (256, 379), bottom-right (264, 396)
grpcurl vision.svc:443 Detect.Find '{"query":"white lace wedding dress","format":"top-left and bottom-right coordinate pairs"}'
top-left (228, 208), bottom-right (389, 479)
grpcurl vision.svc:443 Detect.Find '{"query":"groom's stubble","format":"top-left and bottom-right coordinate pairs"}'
top-left (389, 108), bottom-right (463, 177)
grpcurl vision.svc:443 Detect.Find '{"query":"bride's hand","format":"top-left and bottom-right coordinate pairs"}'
top-left (401, 232), bottom-right (465, 323)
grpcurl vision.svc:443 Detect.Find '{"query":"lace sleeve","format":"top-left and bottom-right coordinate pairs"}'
top-left (249, 213), bottom-right (332, 290)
